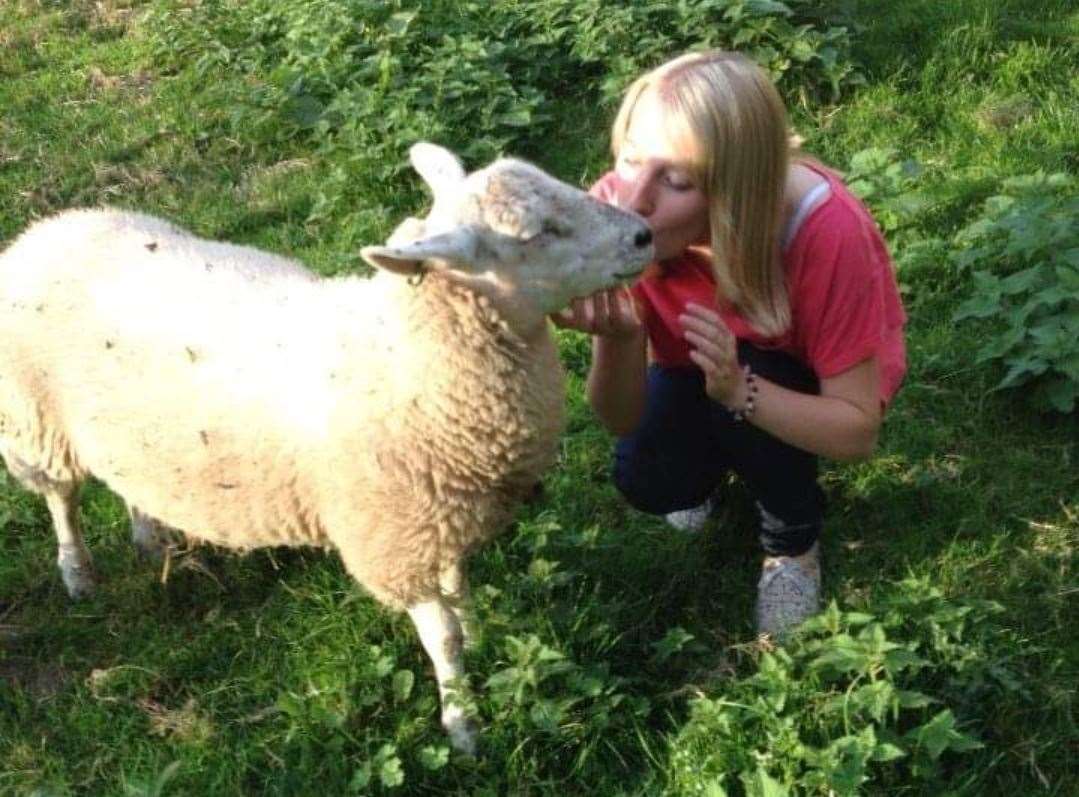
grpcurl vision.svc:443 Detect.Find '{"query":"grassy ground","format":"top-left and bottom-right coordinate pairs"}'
top-left (1, 0), bottom-right (1076, 794)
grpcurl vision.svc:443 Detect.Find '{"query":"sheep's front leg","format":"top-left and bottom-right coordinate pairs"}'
top-left (439, 560), bottom-right (475, 648)
top-left (407, 597), bottom-right (478, 756)
top-left (44, 487), bottom-right (96, 598)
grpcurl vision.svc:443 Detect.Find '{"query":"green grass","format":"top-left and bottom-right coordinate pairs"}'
top-left (1, 0), bottom-right (1077, 794)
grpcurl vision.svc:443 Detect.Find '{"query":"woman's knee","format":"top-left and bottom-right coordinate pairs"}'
top-left (610, 364), bottom-right (724, 515)
top-left (612, 444), bottom-right (714, 516)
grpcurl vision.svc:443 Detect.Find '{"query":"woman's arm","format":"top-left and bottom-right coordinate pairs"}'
top-left (681, 303), bottom-right (881, 461)
top-left (588, 331), bottom-right (648, 437)
top-left (744, 359), bottom-right (881, 461)
top-left (552, 287), bottom-right (648, 437)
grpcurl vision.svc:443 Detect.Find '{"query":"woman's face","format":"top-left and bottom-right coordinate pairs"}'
top-left (612, 90), bottom-right (711, 262)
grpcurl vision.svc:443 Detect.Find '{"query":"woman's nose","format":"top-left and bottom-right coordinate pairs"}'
top-left (623, 170), bottom-right (656, 217)
top-left (625, 181), bottom-right (655, 217)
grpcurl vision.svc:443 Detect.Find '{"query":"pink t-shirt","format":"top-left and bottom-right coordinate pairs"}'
top-left (592, 165), bottom-right (907, 405)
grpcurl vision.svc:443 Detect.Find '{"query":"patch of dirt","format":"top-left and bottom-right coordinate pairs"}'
top-left (92, 162), bottom-right (167, 196)
top-left (86, 66), bottom-right (154, 100)
top-left (137, 696), bottom-right (214, 741)
top-left (975, 94), bottom-right (1036, 131)
top-left (67, 0), bottom-right (138, 34)
top-left (236, 159), bottom-right (312, 204)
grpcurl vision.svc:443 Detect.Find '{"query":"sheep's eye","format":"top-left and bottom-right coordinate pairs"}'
top-left (541, 221), bottom-right (569, 238)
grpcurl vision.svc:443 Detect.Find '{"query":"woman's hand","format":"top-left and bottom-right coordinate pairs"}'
top-left (680, 302), bottom-right (744, 405)
top-left (551, 286), bottom-right (643, 341)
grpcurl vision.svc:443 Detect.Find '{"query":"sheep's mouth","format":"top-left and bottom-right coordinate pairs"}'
top-left (613, 268), bottom-right (645, 281)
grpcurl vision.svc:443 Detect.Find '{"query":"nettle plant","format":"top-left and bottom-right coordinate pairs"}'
top-left (843, 147), bottom-right (927, 239)
top-left (144, 0), bottom-right (862, 222)
top-left (951, 173), bottom-right (1079, 413)
top-left (668, 579), bottom-right (1021, 796)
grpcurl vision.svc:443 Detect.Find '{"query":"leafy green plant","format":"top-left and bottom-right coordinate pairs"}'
top-left (349, 743), bottom-right (406, 791)
top-left (142, 0), bottom-right (863, 225)
top-left (474, 513), bottom-right (653, 763)
top-left (843, 147), bottom-right (927, 236)
top-left (951, 172), bottom-right (1079, 412)
top-left (838, 147), bottom-right (954, 312)
top-left (666, 578), bottom-right (1020, 795)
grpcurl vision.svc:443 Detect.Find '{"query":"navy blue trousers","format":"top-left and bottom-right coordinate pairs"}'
top-left (613, 342), bottom-right (824, 557)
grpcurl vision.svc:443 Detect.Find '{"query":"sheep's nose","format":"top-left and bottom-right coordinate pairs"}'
top-left (634, 228), bottom-right (653, 248)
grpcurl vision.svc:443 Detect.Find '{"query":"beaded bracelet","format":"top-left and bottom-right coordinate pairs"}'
top-left (731, 364), bottom-right (759, 422)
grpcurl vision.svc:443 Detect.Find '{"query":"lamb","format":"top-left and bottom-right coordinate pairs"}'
top-left (0, 142), bottom-right (653, 754)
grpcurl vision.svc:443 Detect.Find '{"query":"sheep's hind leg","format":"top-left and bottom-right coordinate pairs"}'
top-left (407, 597), bottom-right (479, 756)
top-left (44, 484), bottom-right (96, 598)
top-left (128, 506), bottom-right (174, 561)
top-left (439, 560), bottom-right (475, 648)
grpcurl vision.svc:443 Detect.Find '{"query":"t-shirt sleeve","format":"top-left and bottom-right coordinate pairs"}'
top-left (794, 208), bottom-right (887, 380)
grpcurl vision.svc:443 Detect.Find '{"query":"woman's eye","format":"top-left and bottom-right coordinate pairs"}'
top-left (665, 173), bottom-right (693, 190)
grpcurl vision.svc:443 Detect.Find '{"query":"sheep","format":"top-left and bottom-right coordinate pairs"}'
top-left (0, 142), bottom-right (653, 754)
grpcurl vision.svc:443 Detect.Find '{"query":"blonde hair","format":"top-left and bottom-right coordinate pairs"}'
top-left (612, 51), bottom-right (792, 337)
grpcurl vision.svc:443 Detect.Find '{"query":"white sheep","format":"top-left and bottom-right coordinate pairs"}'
top-left (0, 142), bottom-right (653, 753)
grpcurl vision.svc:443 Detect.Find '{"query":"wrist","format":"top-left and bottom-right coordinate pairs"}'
top-left (591, 329), bottom-right (645, 377)
top-left (721, 365), bottom-right (759, 422)
top-left (594, 325), bottom-right (645, 347)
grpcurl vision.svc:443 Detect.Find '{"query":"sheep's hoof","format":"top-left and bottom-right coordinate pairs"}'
top-left (61, 562), bottom-right (98, 599)
top-left (444, 711), bottom-right (479, 757)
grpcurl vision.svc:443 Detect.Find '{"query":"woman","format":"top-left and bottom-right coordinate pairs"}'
top-left (555, 51), bottom-right (907, 637)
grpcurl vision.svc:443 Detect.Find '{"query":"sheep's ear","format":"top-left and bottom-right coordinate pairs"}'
top-left (361, 226), bottom-right (479, 276)
top-left (410, 143), bottom-right (466, 200)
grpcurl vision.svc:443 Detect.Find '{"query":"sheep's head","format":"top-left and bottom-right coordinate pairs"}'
top-left (361, 143), bottom-right (653, 331)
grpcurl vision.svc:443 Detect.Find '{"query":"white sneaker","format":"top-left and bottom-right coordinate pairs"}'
top-left (755, 542), bottom-right (820, 639)
top-left (665, 496), bottom-right (715, 533)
